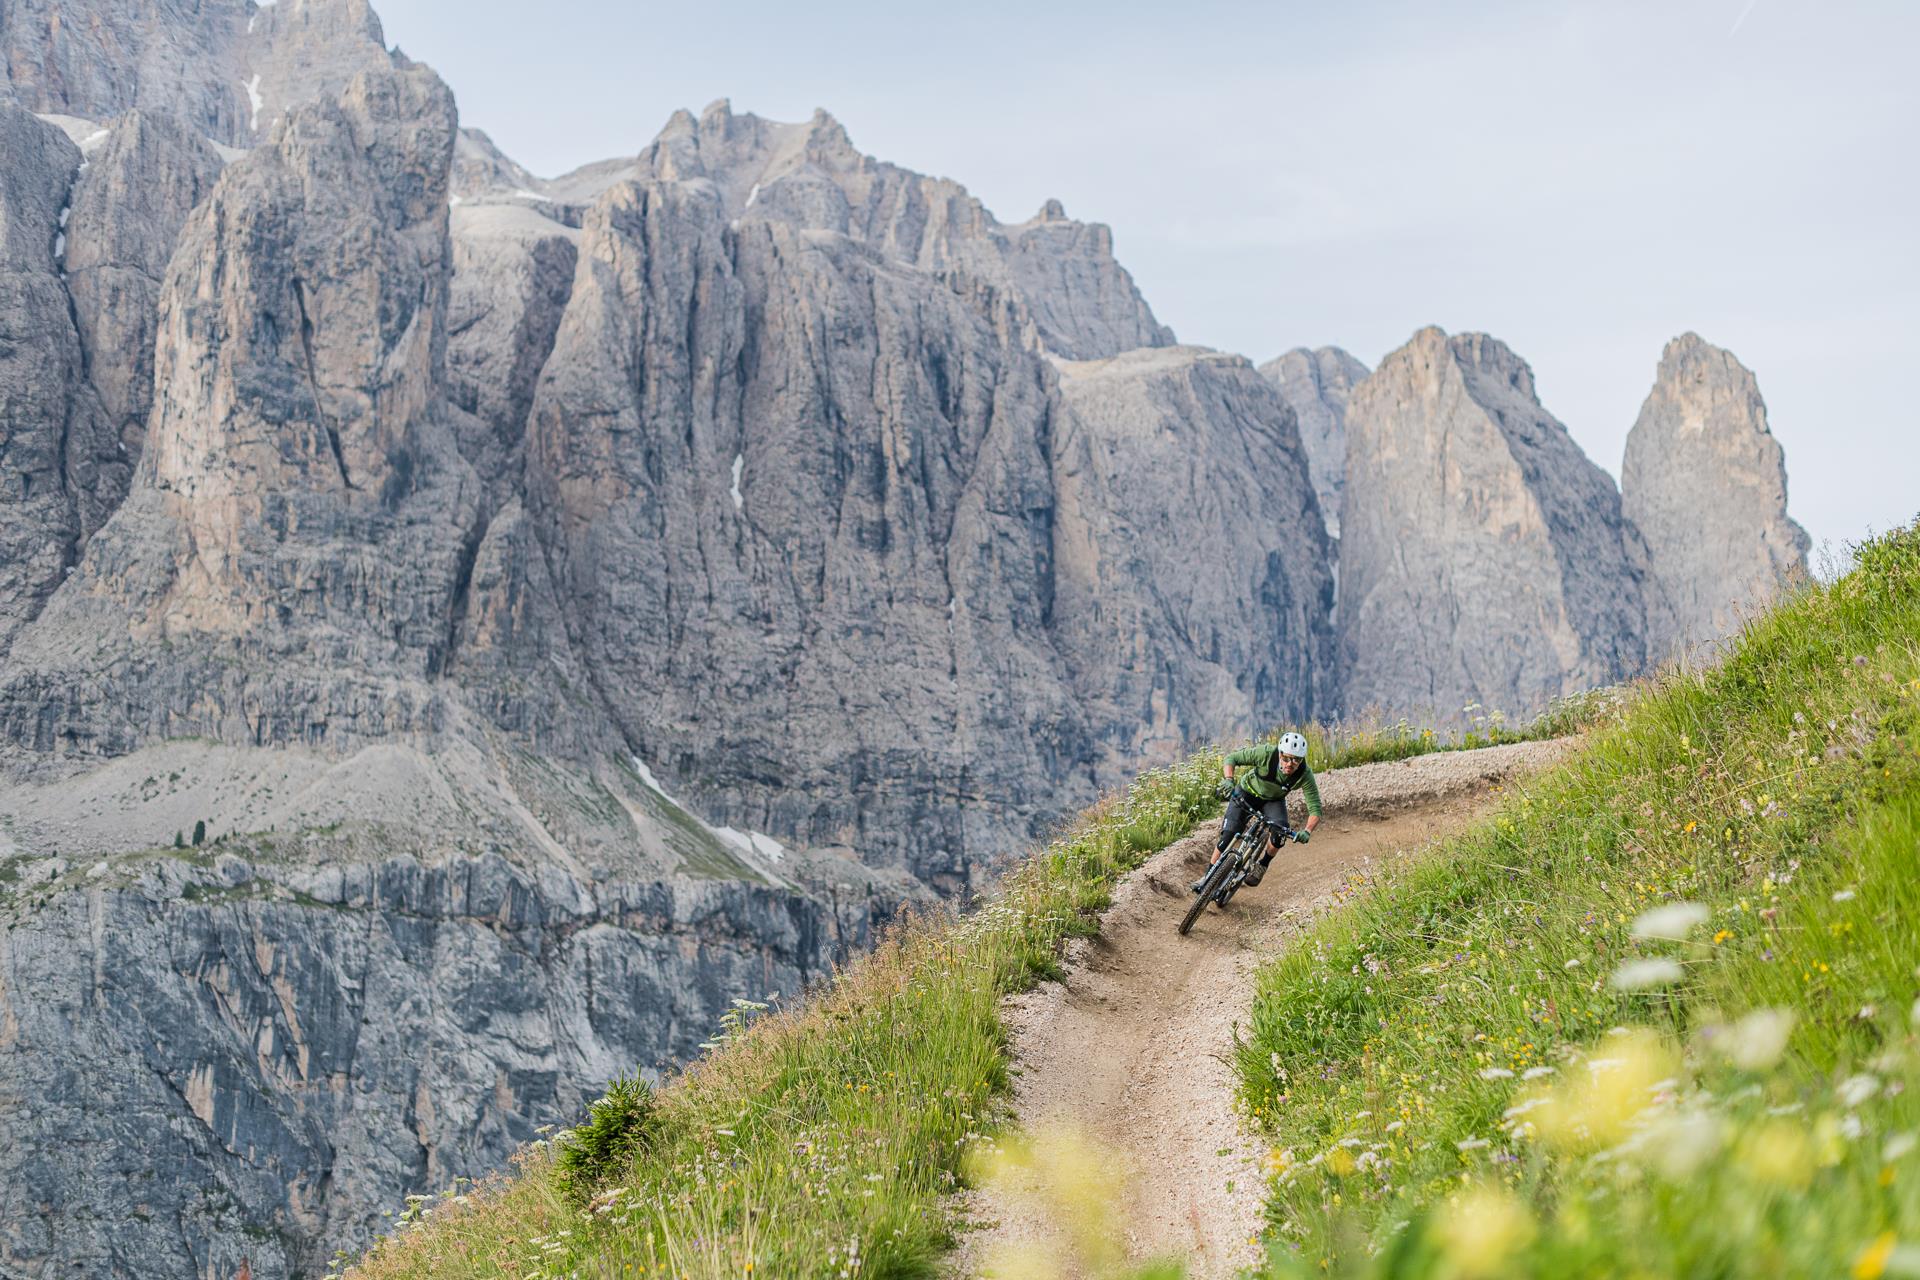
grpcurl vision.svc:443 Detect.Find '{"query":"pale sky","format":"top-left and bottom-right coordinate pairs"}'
top-left (374, 0), bottom-right (1915, 557)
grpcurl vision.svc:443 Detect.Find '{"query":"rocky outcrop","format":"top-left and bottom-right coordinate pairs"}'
top-left (0, 108), bottom-right (111, 656)
top-left (1259, 345), bottom-right (1369, 538)
top-left (1338, 327), bottom-right (1650, 720)
top-left (444, 204), bottom-right (579, 487)
top-left (451, 126), bottom-right (545, 201)
top-left (0, 837), bottom-right (890, 1279)
top-left (1051, 346), bottom-right (1334, 772)
top-left (62, 109), bottom-right (226, 485)
top-left (635, 101), bottom-right (1172, 360)
top-left (1, 0), bottom-right (395, 145)
top-left (0, 66), bottom-right (493, 757)
top-left (1622, 333), bottom-right (1810, 658)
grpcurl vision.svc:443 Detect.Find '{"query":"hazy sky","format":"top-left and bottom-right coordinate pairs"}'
top-left (373, 0), bottom-right (1914, 556)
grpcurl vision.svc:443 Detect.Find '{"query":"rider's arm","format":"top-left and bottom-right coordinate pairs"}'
top-left (1299, 769), bottom-right (1322, 832)
top-left (1222, 745), bottom-right (1259, 782)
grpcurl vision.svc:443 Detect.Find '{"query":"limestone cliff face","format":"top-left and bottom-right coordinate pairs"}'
top-left (1338, 327), bottom-right (1651, 720)
top-left (521, 105), bottom-right (1311, 892)
top-left (0, 108), bottom-right (111, 655)
top-left (1050, 346), bottom-right (1334, 773)
top-left (0, 839), bottom-right (885, 1280)
top-left (1, 66), bottom-right (491, 758)
top-left (1258, 345), bottom-right (1369, 538)
top-left (620, 100), bottom-right (1172, 361)
top-left (1622, 332), bottom-right (1810, 658)
top-left (0, 0), bottom-right (395, 145)
top-left (61, 110), bottom-right (226, 482)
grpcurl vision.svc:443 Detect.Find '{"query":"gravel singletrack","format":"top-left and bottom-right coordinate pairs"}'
top-left (951, 739), bottom-right (1577, 1278)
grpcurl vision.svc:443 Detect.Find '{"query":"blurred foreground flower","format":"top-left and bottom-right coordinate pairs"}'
top-left (1531, 1029), bottom-right (1679, 1152)
top-left (1615, 1107), bottom-right (1723, 1180)
top-left (1715, 1008), bottom-right (1796, 1071)
top-left (1610, 958), bottom-right (1685, 991)
top-left (1630, 902), bottom-right (1709, 941)
top-left (971, 1124), bottom-right (1177, 1279)
top-left (1433, 1184), bottom-right (1536, 1277)
top-left (1739, 1120), bottom-right (1813, 1189)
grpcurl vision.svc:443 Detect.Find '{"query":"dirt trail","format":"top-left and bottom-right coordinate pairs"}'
top-left (950, 739), bottom-right (1576, 1279)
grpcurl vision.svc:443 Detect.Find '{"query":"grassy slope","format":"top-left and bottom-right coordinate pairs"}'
top-left (1238, 525), bottom-right (1920, 1278)
top-left (341, 705), bottom-right (1587, 1278)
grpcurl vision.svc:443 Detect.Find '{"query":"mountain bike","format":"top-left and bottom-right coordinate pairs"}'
top-left (1178, 787), bottom-right (1295, 936)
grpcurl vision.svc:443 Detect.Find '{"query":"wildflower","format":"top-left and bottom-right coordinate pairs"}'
top-left (1839, 1075), bottom-right (1882, 1108)
top-left (1432, 1184), bottom-right (1536, 1277)
top-left (1834, 889), bottom-right (1858, 902)
top-left (1740, 1121), bottom-right (1813, 1188)
top-left (1631, 902), bottom-right (1709, 940)
top-left (1533, 1030), bottom-right (1678, 1152)
top-left (1619, 1107), bottom-right (1724, 1180)
top-left (1717, 1008), bottom-right (1796, 1071)
top-left (1853, 1233), bottom-right (1896, 1280)
top-left (1610, 958), bottom-right (1685, 990)
top-left (1521, 1066), bottom-right (1556, 1080)
top-left (1479, 1068), bottom-right (1515, 1081)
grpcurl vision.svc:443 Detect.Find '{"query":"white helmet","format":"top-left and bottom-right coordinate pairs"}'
top-left (1278, 731), bottom-right (1308, 759)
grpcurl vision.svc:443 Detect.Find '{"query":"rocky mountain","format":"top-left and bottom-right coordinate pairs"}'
top-left (1337, 327), bottom-right (1652, 721)
top-left (1622, 332), bottom-right (1810, 660)
top-left (514, 98), bottom-right (1320, 892)
top-left (0, 3), bottom-right (1810, 1274)
top-left (0, 17), bottom-right (1326, 1273)
top-left (1259, 345), bottom-right (1369, 538)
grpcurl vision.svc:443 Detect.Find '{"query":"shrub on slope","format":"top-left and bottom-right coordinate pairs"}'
top-left (1239, 523), bottom-right (1920, 1278)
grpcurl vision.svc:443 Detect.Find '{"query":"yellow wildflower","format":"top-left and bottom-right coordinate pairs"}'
top-left (1433, 1184), bottom-right (1536, 1277)
top-left (1853, 1233), bottom-right (1896, 1280)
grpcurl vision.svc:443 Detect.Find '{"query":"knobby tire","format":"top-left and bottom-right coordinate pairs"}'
top-left (1179, 852), bottom-right (1236, 936)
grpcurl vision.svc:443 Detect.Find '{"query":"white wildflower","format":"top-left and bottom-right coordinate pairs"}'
top-left (1884, 1131), bottom-right (1916, 1163)
top-left (1832, 889), bottom-right (1857, 902)
top-left (1643, 1108), bottom-right (1723, 1180)
top-left (1630, 901), bottom-right (1709, 941)
top-left (1610, 957), bottom-right (1686, 990)
top-left (1718, 1008), bottom-right (1796, 1071)
top-left (1837, 1074), bottom-right (1881, 1108)
top-left (1522, 1066), bottom-right (1556, 1080)
top-left (1479, 1067), bottom-right (1516, 1080)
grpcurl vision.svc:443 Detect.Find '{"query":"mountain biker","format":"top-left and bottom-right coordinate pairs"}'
top-left (1191, 731), bottom-right (1322, 894)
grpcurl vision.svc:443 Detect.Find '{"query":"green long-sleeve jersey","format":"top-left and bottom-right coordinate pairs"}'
top-left (1225, 743), bottom-right (1322, 815)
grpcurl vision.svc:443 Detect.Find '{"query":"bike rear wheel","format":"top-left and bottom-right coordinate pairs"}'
top-left (1179, 851), bottom-right (1237, 935)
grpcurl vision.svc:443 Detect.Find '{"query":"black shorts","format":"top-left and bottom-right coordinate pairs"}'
top-left (1221, 792), bottom-right (1288, 841)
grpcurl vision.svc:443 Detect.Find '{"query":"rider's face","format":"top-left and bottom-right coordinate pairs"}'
top-left (1279, 754), bottom-right (1302, 771)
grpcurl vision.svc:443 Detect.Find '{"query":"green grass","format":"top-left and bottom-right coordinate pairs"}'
top-left (1238, 523), bottom-right (1920, 1279)
top-left (338, 667), bottom-right (1604, 1278)
top-left (1299, 687), bottom-right (1616, 772)
top-left (344, 748), bottom-right (1228, 1280)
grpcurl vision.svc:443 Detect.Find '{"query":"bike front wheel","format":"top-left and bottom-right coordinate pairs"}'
top-left (1179, 852), bottom-right (1237, 936)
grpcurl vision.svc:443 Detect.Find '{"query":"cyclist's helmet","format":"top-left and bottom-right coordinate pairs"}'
top-left (1278, 731), bottom-right (1308, 760)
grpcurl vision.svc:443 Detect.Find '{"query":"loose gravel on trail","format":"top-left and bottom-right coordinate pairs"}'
top-left (951, 738), bottom-right (1577, 1278)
